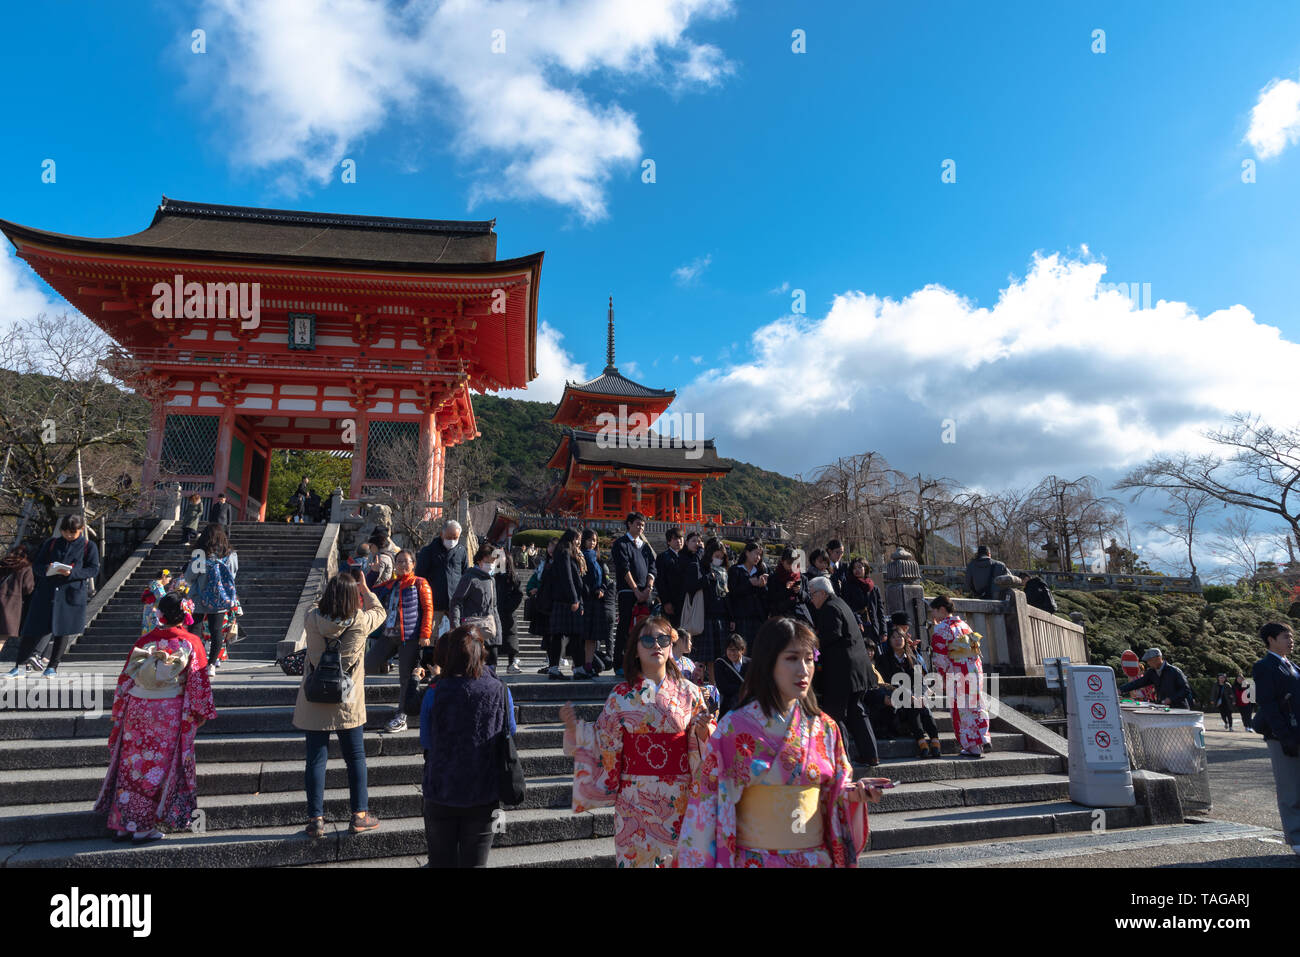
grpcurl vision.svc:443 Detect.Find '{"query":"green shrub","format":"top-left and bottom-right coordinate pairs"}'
top-left (1202, 585), bottom-right (1234, 604)
top-left (513, 529), bottom-right (565, 548)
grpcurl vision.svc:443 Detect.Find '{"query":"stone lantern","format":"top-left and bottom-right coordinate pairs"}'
top-left (884, 547), bottom-right (929, 646)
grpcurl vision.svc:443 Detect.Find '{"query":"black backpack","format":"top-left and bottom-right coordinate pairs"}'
top-left (304, 635), bottom-right (355, 704)
top-left (536, 557), bottom-right (556, 609)
top-left (1025, 576), bottom-right (1058, 614)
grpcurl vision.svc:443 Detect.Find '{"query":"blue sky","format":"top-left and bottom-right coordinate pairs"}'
top-left (3, 0), bottom-right (1300, 572)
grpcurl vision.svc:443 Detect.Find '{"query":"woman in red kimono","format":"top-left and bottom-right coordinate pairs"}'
top-left (94, 592), bottom-right (217, 842)
top-left (927, 595), bottom-right (990, 758)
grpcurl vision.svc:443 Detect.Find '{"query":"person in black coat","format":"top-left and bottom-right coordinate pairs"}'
top-left (877, 627), bottom-right (941, 758)
top-left (416, 520), bottom-right (468, 631)
top-left (210, 492), bottom-right (234, 529)
top-left (964, 545), bottom-right (1010, 600)
top-left (808, 576), bottom-right (880, 766)
top-left (684, 537), bottom-right (732, 683)
top-left (493, 550), bottom-right (524, 675)
top-left (579, 529), bottom-right (616, 677)
top-left (1118, 647), bottom-right (1192, 707)
top-left (840, 559), bottom-right (886, 652)
top-left (610, 513), bottom-right (656, 668)
top-left (826, 540), bottom-right (848, 595)
top-left (1252, 622), bottom-right (1300, 851)
top-left (1211, 674), bottom-right (1236, 730)
top-left (546, 530), bottom-right (586, 680)
top-left (713, 634), bottom-right (749, 717)
top-left (655, 527), bottom-right (686, 628)
top-left (5, 515), bottom-right (100, 678)
top-left (727, 541), bottom-right (768, 646)
top-left (766, 547), bottom-right (811, 625)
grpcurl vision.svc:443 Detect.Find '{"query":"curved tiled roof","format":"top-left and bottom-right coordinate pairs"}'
top-left (0, 196), bottom-right (500, 265)
top-left (566, 367), bottom-right (675, 399)
top-left (566, 429), bottom-right (730, 474)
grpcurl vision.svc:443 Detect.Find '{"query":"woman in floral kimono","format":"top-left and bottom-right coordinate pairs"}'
top-left (94, 592), bottom-right (217, 842)
top-left (927, 595), bottom-right (990, 758)
top-left (559, 616), bottom-right (714, 867)
top-left (676, 617), bottom-right (884, 868)
top-left (139, 569), bottom-right (173, 636)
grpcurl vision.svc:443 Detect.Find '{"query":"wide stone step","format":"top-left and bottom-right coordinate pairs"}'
top-left (864, 799), bottom-right (1149, 851)
top-left (863, 772), bottom-right (1073, 815)
top-left (1, 780), bottom-right (1122, 867)
top-left (0, 725), bottom-right (1024, 772)
top-left (304, 837), bottom-right (619, 868)
top-left (0, 724), bottom-right (572, 770)
top-left (0, 778), bottom-right (580, 844)
top-left (0, 675), bottom-right (607, 711)
top-left (0, 806), bottom-right (617, 868)
top-left (0, 747), bottom-right (581, 805)
top-left (0, 753), bottom-right (1064, 844)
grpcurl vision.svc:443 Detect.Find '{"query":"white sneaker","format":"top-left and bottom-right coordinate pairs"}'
top-left (206, 665), bottom-right (216, 678)
top-left (507, 661), bottom-right (523, 675)
top-left (562, 658), bottom-right (572, 669)
top-left (383, 714), bottom-right (407, 734)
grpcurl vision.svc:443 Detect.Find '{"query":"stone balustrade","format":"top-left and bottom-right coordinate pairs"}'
top-left (919, 565), bottom-right (1201, 594)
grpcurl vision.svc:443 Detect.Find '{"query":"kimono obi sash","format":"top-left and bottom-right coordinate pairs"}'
top-left (621, 730), bottom-right (690, 776)
top-left (124, 641), bottom-right (191, 700)
top-left (736, 785), bottom-right (822, 850)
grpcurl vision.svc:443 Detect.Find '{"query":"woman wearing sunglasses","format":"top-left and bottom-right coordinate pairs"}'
top-left (676, 617), bottom-right (886, 868)
top-left (559, 616), bottom-right (714, 867)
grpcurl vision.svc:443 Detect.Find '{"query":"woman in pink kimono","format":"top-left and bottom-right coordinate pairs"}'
top-left (676, 617), bottom-right (884, 868)
top-left (927, 595), bottom-right (990, 758)
top-left (560, 616), bottom-right (714, 868)
top-left (94, 592), bottom-right (217, 842)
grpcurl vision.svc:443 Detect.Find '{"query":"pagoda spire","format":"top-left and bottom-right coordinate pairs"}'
top-left (605, 296), bottom-right (617, 372)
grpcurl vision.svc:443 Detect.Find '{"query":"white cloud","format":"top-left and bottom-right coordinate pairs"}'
top-left (0, 243), bottom-right (73, 335)
top-left (198, 0), bottom-right (734, 220)
top-left (675, 252), bottom-right (1300, 494)
top-left (691, 355), bottom-right (703, 364)
top-left (1245, 74), bottom-right (1300, 159)
top-left (673, 254), bottom-right (712, 284)
top-left (498, 320), bottom-right (587, 403)
top-left (769, 280), bottom-right (790, 294)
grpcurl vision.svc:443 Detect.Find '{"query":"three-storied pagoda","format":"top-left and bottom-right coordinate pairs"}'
top-left (544, 299), bottom-right (730, 524)
top-left (0, 198), bottom-right (543, 520)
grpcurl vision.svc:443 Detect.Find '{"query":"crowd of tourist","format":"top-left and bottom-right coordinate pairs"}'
top-left (5, 503), bottom-right (1299, 868)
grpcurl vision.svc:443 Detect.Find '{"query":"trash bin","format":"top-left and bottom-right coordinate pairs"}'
top-left (1119, 703), bottom-right (1211, 813)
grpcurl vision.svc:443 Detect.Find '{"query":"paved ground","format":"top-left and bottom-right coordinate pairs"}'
top-left (935, 724), bottom-right (1299, 868)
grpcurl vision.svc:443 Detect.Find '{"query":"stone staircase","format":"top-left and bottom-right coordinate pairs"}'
top-left (0, 571), bottom-right (1154, 868)
top-left (64, 523), bottom-right (328, 664)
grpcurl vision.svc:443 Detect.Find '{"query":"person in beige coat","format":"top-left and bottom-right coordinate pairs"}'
top-left (293, 569), bottom-right (387, 838)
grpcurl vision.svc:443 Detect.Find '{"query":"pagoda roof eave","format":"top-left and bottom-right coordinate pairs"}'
top-left (560, 380), bottom-right (675, 401)
top-left (0, 218), bottom-right (544, 278)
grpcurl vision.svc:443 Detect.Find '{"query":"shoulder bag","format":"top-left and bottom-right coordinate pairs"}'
top-left (498, 680), bottom-right (526, 805)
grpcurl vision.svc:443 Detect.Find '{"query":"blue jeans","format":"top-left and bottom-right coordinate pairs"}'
top-left (304, 725), bottom-right (368, 819)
